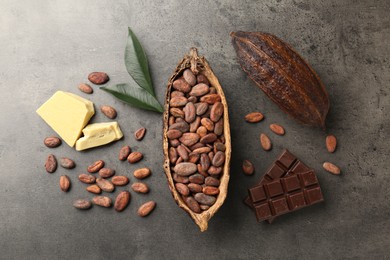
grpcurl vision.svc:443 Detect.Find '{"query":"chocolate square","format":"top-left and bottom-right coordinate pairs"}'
top-left (270, 197), bottom-right (289, 215)
top-left (266, 164), bottom-right (285, 180)
top-left (249, 186), bottom-right (267, 203)
top-left (290, 161), bottom-right (310, 174)
top-left (287, 192), bottom-right (306, 210)
top-left (265, 180), bottom-right (284, 197)
top-left (304, 187), bottom-right (323, 204)
top-left (299, 171), bottom-right (318, 187)
top-left (277, 149), bottom-right (296, 169)
top-left (254, 203), bottom-right (272, 221)
top-left (281, 175), bottom-right (301, 192)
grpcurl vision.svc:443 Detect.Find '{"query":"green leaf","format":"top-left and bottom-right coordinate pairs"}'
top-left (101, 84), bottom-right (163, 113)
top-left (125, 27), bottom-right (155, 96)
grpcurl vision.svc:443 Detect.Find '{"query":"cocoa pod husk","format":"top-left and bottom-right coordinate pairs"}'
top-left (231, 31), bottom-right (329, 128)
top-left (163, 48), bottom-right (231, 232)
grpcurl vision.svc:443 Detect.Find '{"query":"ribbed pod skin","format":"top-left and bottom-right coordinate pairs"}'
top-left (231, 31), bottom-right (329, 128)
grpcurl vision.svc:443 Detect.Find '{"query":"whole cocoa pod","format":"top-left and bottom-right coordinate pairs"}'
top-left (231, 31), bottom-right (329, 128)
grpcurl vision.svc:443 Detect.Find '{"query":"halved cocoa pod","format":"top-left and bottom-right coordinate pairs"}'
top-left (163, 48), bottom-right (231, 232)
top-left (231, 31), bottom-right (329, 128)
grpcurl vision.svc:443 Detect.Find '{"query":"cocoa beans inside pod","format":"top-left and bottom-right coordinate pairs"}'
top-left (231, 31), bottom-right (329, 128)
top-left (163, 48), bottom-right (231, 232)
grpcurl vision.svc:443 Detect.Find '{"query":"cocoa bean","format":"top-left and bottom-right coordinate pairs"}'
top-left (87, 160), bottom-right (104, 173)
top-left (189, 116), bottom-right (201, 132)
top-left (175, 157), bottom-right (183, 165)
top-left (132, 182), bottom-right (149, 193)
top-left (214, 142), bottom-right (226, 152)
top-left (208, 151), bottom-right (214, 161)
top-left (99, 168), bottom-right (115, 178)
top-left (119, 146), bottom-right (131, 161)
top-left (197, 164), bottom-right (209, 177)
top-left (111, 176), bottom-right (129, 186)
top-left (326, 135), bottom-right (337, 153)
top-left (170, 108), bottom-right (185, 118)
top-left (86, 184), bottom-right (101, 194)
top-left (175, 183), bottom-right (190, 196)
top-left (88, 72), bottom-right (109, 85)
top-left (73, 199), bottom-right (91, 210)
top-left (184, 196), bottom-right (201, 213)
top-left (127, 152), bottom-right (143, 164)
top-left (189, 174), bottom-right (205, 184)
top-left (60, 157), bottom-right (75, 169)
top-left (242, 160), bottom-right (254, 175)
top-left (269, 123), bottom-right (285, 135)
top-left (200, 94), bottom-right (221, 104)
top-left (245, 112), bottom-right (264, 123)
top-left (260, 133), bottom-right (272, 151)
top-left (205, 176), bottom-right (220, 186)
top-left (189, 83), bottom-right (209, 96)
top-left (170, 96), bottom-right (188, 107)
top-left (188, 183), bottom-right (203, 193)
top-left (44, 136), bottom-right (61, 148)
top-left (200, 205), bottom-right (210, 211)
top-left (196, 126), bottom-right (207, 137)
top-left (133, 167), bottom-right (151, 179)
top-left (177, 145), bottom-right (189, 161)
top-left (208, 166), bottom-right (222, 176)
top-left (201, 118), bottom-right (214, 131)
top-left (212, 151), bottom-right (225, 167)
top-left (179, 133), bottom-right (200, 147)
top-left (203, 186), bottom-right (219, 195)
top-left (172, 77), bottom-right (191, 93)
top-left (210, 102), bottom-right (224, 122)
top-left (200, 153), bottom-right (211, 171)
top-left (176, 117), bottom-right (185, 123)
top-left (187, 96), bottom-right (197, 103)
top-left (171, 91), bottom-right (184, 98)
top-left (195, 102), bottom-right (208, 116)
top-left (78, 173), bottom-right (96, 184)
top-left (96, 178), bottom-right (114, 192)
top-left (183, 69), bottom-right (196, 86)
top-left (169, 116), bottom-right (175, 126)
top-left (190, 142), bottom-right (205, 151)
top-left (60, 175), bottom-right (70, 192)
top-left (173, 173), bottom-right (189, 184)
top-left (200, 133), bottom-right (217, 144)
top-left (169, 147), bottom-right (178, 164)
top-left (114, 191), bottom-right (131, 212)
top-left (169, 139), bottom-right (180, 147)
top-left (134, 127), bottom-right (147, 141)
top-left (100, 105), bottom-right (117, 119)
top-left (45, 154), bottom-right (57, 173)
top-left (209, 87), bottom-right (217, 94)
top-left (192, 147), bottom-right (211, 154)
top-left (194, 193), bottom-right (216, 206)
top-left (196, 73), bottom-right (210, 85)
top-left (183, 102), bottom-right (196, 123)
top-left (169, 121), bottom-right (190, 132)
top-left (167, 129), bottom-right (182, 140)
top-left (92, 196), bottom-right (112, 208)
top-left (173, 162), bottom-right (197, 176)
top-left (138, 201), bottom-right (156, 217)
top-left (323, 162), bottom-right (341, 175)
top-left (78, 83), bottom-right (93, 94)
top-left (188, 153), bottom-right (200, 164)
top-left (214, 119), bottom-right (223, 136)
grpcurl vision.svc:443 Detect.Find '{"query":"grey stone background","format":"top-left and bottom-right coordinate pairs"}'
top-left (0, 0), bottom-right (389, 259)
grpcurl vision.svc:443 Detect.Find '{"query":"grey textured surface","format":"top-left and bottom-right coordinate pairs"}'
top-left (0, 0), bottom-right (389, 259)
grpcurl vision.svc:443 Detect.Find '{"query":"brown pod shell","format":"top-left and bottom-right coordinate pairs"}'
top-left (231, 31), bottom-right (329, 128)
top-left (163, 48), bottom-right (231, 232)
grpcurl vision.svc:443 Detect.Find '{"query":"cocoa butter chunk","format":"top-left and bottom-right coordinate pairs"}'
top-left (173, 162), bottom-right (197, 176)
top-left (75, 122), bottom-right (123, 151)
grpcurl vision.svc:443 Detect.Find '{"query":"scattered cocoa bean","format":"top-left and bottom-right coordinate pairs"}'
top-left (260, 133), bottom-right (272, 151)
top-left (173, 173), bottom-right (189, 184)
top-left (169, 147), bottom-right (178, 164)
top-left (88, 72), bottom-right (109, 85)
top-left (100, 105), bottom-right (117, 119)
top-left (205, 176), bottom-right (220, 186)
top-left (86, 184), bottom-right (101, 194)
top-left (200, 133), bottom-right (218, 144)
top-left (44, 136), bottom-right (61, 148)
top-left (114, 191), bottom-right (131, 212)
top-left (78, 83), bottom-right (93, 94)
top-left (119, 146), bottom-right (131, 161)
top-left (323, 162), bottom-right (341, 175)
top-left (78, 173), bottom-right (96, 184)
top-left (170, 108), bottom-right (185, 118)
top-left (208, 166), bottom-right (222, 176)
top-left (92, 196), bottom-right (112, 208)
top-left (60, 175), bottom-right (70, 192)
top-left (195, 102), bottom-right (208, 116)
top-left (196, 73), bottom-right (210, 85)
top-left (45, 154), bottom-right (57, 173)
top-left (87, 160), bottom-right (104, 173)
top-left (132, 182), bottom-right (149, 193)
top-left (269, 123), bottom-right (285, 135)
top-left (133, 168), bottom-right (151, 179)
top-left (170, 96), bottom-right (188, 107)
top-left (196, 126), bottom-right (207, 137)
top-left (127, 152), bottom-right (143, 164)
top-left (326, 134), bottom-right (337, 153)
top-left (189, 116), bottom-right (201, 132)
top-left (245, 112), bottom-right (264, 123)
top-left (177, 145), bottom-right (189, 161)
top-left (96, 178), bottom-right (115, 192)
top-left (242, 160), bottom-right (254, 175)
top-left (138, 201), bottom-right (156, 217)
top-left (183, 102), bottom-right (196, 123)
top-left (134, 127), bottom-right (147, 141)
top-left (73, 199), bottom-right (91, 210)
top-left (98, 168), bottom-right (115, 178)
top-left (111, 176), bottom-right (129, 186)
top-left (60, 157), bottom-right (75, 169)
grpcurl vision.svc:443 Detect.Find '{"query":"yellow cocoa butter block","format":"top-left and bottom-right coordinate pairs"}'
top-left (36, 91), bottom-right (95, 147)
top-left (75, 122), bottom-right (123, 151)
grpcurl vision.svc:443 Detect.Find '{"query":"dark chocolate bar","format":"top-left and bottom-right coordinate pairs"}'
top-left (244, 149), bottom-right (311, 223)
top-left (248, 170), bottom-right (324, 222)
